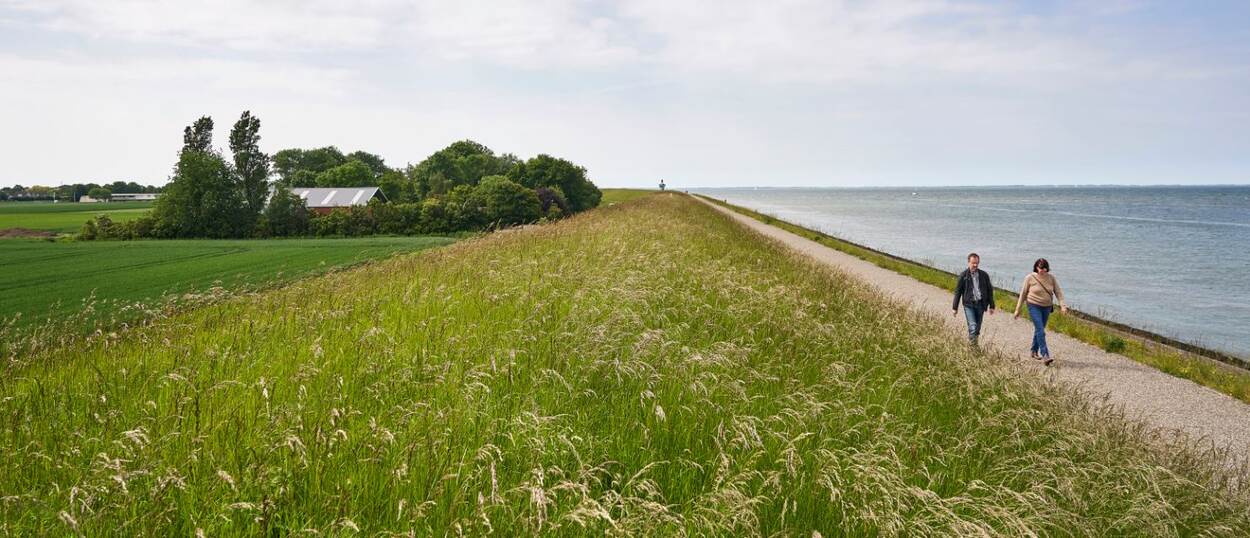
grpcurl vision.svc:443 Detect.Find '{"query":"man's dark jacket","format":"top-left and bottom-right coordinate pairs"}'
top-left (952, 269), bottom-right (996, 311)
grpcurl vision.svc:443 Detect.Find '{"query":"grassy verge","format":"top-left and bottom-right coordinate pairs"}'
top-left (1, 193), bottom-right (1246, 535)
top-left (0, 201), bottom-right (154, 233)
top-left (599, 188), bottom-right (656, 206)
top-left (0, 236), bottom-right (456, 337)
top-left (699, 195), bottom-right (1250, 404)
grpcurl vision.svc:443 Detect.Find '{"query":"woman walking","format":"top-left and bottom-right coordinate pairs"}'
top-left (1013, 258), bottom-right (1068, 366)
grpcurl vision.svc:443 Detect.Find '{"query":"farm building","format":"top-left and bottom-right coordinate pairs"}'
top-left (112, 193), bottom-right (160, 202)
top-left (79, 193), bottom-right (160, 203)
top-left (290, 187), bottom-right (386, 215)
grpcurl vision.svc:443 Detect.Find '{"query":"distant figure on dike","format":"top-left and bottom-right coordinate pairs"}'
top-left (659, 179), bottom-right (666, 191)
top-left (1013, 258), bottom-right (1068, 366)
top-left (952, 252), bottom-right (996, 346)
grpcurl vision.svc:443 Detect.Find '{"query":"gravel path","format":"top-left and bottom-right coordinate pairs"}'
top-left (701, 196), bottom-right (1250, 466)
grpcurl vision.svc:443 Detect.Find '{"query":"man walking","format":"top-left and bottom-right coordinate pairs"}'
top-left (952, 253), bottom-right (995, 346)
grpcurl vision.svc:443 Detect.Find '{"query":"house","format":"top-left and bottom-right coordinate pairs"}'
top-left (78, 195), bottom-right (104, 203)
top-left (290, 187), bottom-right (386, 215)
top-left (112, 193), bottom-right (160, 202)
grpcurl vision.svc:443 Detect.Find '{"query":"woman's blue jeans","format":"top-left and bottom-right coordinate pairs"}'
top-left (1027, 303), bottom-right (1052, 357)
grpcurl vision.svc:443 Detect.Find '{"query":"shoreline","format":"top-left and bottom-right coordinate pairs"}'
top-left (695, 193), bottom-right (1250, 468)
top-left (696, 194), bottom-right (1247, 369)
top-left (696, 193), bottom-right (1250, 409)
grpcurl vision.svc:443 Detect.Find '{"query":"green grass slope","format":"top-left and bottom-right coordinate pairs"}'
top-left (0, 237), bottom-right (455, 333)
top-left (0, 201), bottom-right (154, 233)
top-left (1, 194), bottom-right (1246, 535)
top-left (599, 188), bottom-right (656, 206)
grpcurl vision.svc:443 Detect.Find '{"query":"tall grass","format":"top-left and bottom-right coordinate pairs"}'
top-left (1, 193), bottom-right (1246, 535)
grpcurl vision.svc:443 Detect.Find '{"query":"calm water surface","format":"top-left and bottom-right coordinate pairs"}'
top-left (693, 186), bottom-right (1250, 360)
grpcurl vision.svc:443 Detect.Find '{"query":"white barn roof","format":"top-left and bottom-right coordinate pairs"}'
top-left (290, 187), bottom-right (385, 208)
top-left (111, 193), bottom-right (160, 201)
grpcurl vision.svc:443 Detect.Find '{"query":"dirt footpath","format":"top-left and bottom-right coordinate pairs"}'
top-left (700, 196), bottom-right (1250, 466)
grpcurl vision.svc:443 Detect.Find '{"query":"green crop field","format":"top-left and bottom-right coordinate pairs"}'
top-left (0, 236), bottom-right (455, 336)
top-left (0, 201), bottom-right (154, 233)
top-left (1, 192), bottom-right (1245, 535)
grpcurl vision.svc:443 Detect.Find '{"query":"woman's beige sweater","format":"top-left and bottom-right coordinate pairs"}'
top-left (1015, 272), bottom-right (1065, 312)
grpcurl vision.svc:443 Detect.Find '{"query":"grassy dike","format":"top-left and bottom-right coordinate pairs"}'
top-left (700, 195), bottom-right (1250, 405)
top-left (2, 193), bottom-right (1248, 535)
top-left (599, 188), bottom-right (657, 205)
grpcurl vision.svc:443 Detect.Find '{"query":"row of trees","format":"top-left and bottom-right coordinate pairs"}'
top-left (80, 112), bottom-right (601, 239)
top-left (270, 140), bottom-right (602, 213)
top-left (272, 147), bottom-right (395, 189)
top-left (0, 182), bottom-right (161, 202)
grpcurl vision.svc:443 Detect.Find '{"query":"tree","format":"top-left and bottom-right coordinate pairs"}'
top-left (287, 169), bottom-right (320, 187)
top-left (444, 184), bottom-right (486, 230)
top-left (475, 176), bottom-right (541, 227)
top-left (312, 209), bottom-right (350, 237)
top-left (57, 184), bottom-right (89, 201)
top-left (379, 169), bottom-right (415, 203)
top-left (182, 117), bottom-right (214, 153)
top-left (86, 187), bottom-right (111, 200)
top-left (151, 117), bottom-right (249, 238)
top-left (230, 111), bottom-right (271, 217)
top-left (273, 147), bottom-right (347, 185)
top-left (118, 181), bottom-right (154, 194)
top-left (418, 197), bottom-right (451, 233)
top-left (507, 154), bottom-right (602, 212)
top-left (535, 186), bottom-right (569, 218)
top-left (26, 186), bottom-right (56, 200)
top-left (315, 160), bottom-right (375, 188)
top-left (407, 140), bottom-right (513, 198)
top-left (371, 200), bottom-right (420, 235)
top-left (263, 187), bottom-right (310, 236)
top-left (346, 151), bottom-right (390, 177)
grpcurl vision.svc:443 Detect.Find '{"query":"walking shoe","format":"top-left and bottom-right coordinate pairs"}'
top-left (1030, 351), bottom-right (1041, 360)
top-left (1042, 356), bottom-right (1054, 366)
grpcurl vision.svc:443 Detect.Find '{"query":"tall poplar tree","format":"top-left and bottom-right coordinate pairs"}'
top-left (229, 111), bottom-right (271, 216)
top-left (152, 115), bottom-right (248, 238)
top-left (182, 116), bottom-right (214, 153)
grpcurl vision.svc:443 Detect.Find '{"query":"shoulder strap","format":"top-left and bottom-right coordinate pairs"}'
top-left (1031, 273), bottom-right (1054, 297)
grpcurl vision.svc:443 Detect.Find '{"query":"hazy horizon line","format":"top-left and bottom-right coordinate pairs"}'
top-left (673, 183), bottom-right (1250, 189)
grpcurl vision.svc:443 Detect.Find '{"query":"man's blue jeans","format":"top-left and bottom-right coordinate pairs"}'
top-left (963, 305), bottom-right (986, 345)
top-left (1027, 303), bottom-right (1052, 358)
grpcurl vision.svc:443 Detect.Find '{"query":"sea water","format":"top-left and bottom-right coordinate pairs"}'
top-left (692, 186), bottom-right (1250, 360)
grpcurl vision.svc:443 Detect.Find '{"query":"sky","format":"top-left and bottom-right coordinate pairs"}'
top-left (1, 0), bottom-right (1248, 189)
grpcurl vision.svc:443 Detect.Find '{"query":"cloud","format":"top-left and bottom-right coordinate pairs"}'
top-left (2, 0), bottom-right (1231, 84)
top-left (617, 0), bottom-right (1140, 85)
top-left (2, 0), bottom-right (388, 51)
top-left (404, 0), bottom-right (642, 68)
top-left (0, 53), bottom-right (356, 98)
top-left (2, 0), bottom-right (1248, 187)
